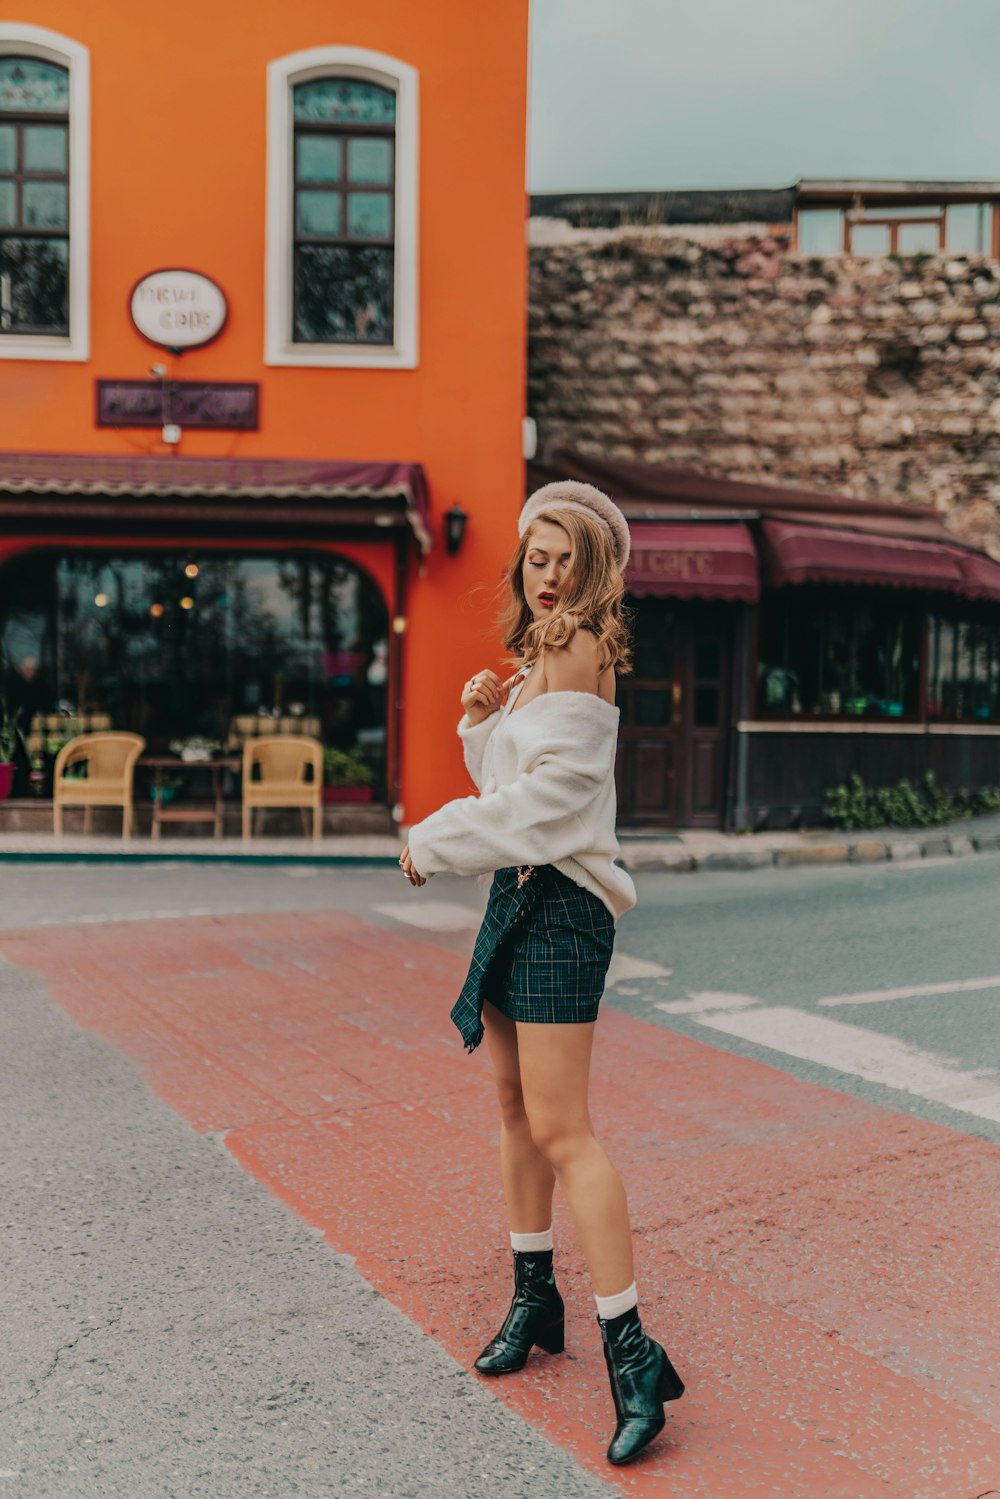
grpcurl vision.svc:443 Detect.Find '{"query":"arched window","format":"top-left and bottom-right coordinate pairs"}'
top-left (266, 48), bottom-right (418, 369)
top-left (0, 26), bottom-right (89, 360)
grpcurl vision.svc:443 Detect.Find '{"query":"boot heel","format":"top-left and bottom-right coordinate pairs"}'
top-left (656, 1350), bottom-right (685, 1403)
top-left (534, 1319), bottom-right (565, 1355)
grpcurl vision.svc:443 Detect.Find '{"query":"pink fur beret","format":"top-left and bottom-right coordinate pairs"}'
top-left (518, 480), bottom-right (631, 570)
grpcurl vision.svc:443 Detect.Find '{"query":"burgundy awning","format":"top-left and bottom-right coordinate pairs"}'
top-left (956, 548), bottom-right (1000, 602)
top-left (0, 452), bottom-right (432, 551)
top-left (760, 519), bottom-right (972, 594)
top-left (626, 523), bottom-right (759, 601)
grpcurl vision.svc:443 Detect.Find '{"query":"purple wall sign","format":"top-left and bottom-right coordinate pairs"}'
top-left (96, 381), bottom-right (259, 431)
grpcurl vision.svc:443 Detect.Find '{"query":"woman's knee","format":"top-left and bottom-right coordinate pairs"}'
top-left (528, 1118), bottom-right (593, 1171)
top-left (494, 1075), bottom-right (530, 1131)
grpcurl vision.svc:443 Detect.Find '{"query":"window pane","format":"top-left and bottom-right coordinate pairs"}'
top-left (694, 685), bottom-right (719, 727)
top-left (694, 638), bottom-right (721, 680)
top-left (293, 79), bottom-right (396, 126)
top-left (0, 235), bottom-right (69, 332)
top-left (861, 204), bottom-right (941, 219)
top-left (635, 690), bottom-right (670, 727)
top-left (898, 222), bottom-right (940, 254)
top-left (347, 137), bottom-right (392, 185)
top-left (0, 181), bottom-right (15, 229)
top-left (296, 134), bottom-right (341, 183)
top-left (347, 192), bottom-right (391, 239)
top-left (294, 244), bottom-right (393, 345)
top-left (23, 181), bottom-right (67, 230)
top-left (0, 125), bottom-right (14, 173)
top-left (798, 209), bottom-right (842, 254)
top-left (296, 190), bottom-right (341, 236)
top-left (23, 124), bottom-right (67, 173)
top-left (946, 203), bottom-right (988, 255)
top-left (0, 58), bottom-right (69, 113)
top-left (849, 223), bottom-right (891, 255)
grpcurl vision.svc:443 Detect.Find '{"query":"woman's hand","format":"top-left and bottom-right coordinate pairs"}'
top-left (461, 669), bottom-right (505, 727)
top-left (399, 844), bottom-right (425, 887)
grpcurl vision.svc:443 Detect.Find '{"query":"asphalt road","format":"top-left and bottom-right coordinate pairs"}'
top-left (4, 853), bottom-right (999, 1141)
top-left (1, 856), bottom-right (998, 1497)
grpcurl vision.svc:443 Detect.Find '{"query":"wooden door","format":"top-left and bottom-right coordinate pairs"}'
top-left (616, 599), bottom-right (732, 828)
top-left (615, 598), bottom-right (682, 825)
top-left (680, 614), bottom-right (731, 827)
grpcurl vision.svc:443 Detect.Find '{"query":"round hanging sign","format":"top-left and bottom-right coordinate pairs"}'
top-left (129, 269), bottom-right (228, 352)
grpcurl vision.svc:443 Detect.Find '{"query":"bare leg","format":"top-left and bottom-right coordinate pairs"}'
top-left (515, 1021), bottom-right (634, 1296)
top-left (482, 1000), bottom-right (555, 1234)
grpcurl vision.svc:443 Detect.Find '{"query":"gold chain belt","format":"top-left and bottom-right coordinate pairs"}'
top-left (516, 865), bottom-right (534, 889)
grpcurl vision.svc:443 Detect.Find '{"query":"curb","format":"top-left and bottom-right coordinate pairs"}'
top-left (619, 827), bottom-right (1000, 874)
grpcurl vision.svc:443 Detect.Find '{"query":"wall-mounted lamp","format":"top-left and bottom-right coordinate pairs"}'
top-left (444, 501), bottom-right (468, 556)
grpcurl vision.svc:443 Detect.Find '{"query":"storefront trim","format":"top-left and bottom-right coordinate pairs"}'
top-left (738, 720), bottom-right (1000, 736)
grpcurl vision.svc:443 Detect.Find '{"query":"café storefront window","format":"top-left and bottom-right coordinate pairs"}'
top-left (0, 548), bottom-right (390, 793)
top-left (927, 612), bottom-right (1000, 723)
top-left (757, 588), bottom-right (922, 719)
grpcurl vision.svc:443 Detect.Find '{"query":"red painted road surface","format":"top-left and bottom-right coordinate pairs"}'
top-left (4, 909), bottom-right (998, 1498)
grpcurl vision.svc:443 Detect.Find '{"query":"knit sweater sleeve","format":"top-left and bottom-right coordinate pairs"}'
top-left (456, 711), bottom-right (500, 791)
top-left (407, 695), bottom-right (617, 879)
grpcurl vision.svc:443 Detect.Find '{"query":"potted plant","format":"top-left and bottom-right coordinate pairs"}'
top-left (151, 773), bottom-right (183, 805)
top-left (0, 698), bottom-right (28, 803)
top-left (323, 745), bottom-right (375, 804)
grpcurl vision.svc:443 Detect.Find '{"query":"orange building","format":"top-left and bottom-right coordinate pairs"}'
top-left (0, 4), bottom-right (530, 826)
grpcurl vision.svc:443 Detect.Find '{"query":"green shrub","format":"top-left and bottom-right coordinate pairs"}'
top-left (824, 771), bottom-right (1000, 830)
top-left (322, 745), bottom-right (374, 788)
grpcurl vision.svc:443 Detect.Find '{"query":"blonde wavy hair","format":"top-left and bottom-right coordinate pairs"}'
top-left (499, 509), bottom-right (632, 675)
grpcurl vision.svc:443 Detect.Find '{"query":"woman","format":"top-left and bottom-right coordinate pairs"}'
top-left (401, 480), bottom-right (684, 1466)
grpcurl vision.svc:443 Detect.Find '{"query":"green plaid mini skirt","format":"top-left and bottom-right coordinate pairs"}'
top-left (450, 864), bottom-right (616, 1053)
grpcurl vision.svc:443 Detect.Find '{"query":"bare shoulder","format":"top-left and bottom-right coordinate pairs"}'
top-left (543, 626), bottom-right (602, 695)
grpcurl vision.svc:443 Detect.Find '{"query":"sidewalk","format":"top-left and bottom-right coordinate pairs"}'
top-left (1, 811), bottom-right (999, 870)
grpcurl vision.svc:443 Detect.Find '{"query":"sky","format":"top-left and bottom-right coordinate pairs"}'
top-left (528, 0), bottom-right (1000, 194)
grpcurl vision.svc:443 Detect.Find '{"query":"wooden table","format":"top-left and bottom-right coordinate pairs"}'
top-left (141, 756), bottom-right (241, 839)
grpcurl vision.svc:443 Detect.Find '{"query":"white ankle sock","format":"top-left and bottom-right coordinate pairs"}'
top-left (510, 1227), bottom-right (553, 1252)
top-left (594, 1282), bottom-right (638, 1319)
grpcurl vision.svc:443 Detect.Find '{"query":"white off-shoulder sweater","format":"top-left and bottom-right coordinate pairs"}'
top-left (406, 680), bottom-right (637, 921)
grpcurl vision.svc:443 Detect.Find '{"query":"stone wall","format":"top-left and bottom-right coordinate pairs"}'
top-left (527, 226), bottom-right (1000, 556)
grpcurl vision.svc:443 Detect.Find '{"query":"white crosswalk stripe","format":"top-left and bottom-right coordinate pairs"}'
top-left (373, 900), bottom-right (481, 932)
top-left (657, 991), bottom-right (1000, 1124)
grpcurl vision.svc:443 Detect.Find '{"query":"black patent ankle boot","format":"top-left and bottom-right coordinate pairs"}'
top-left (474, 1249), bottom-right (565, 1375)
top-left (598, 1305), bottom-right (684, 1465)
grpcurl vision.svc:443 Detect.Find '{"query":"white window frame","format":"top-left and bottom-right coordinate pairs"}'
top-left (266, 46), bottom-right (418, 370)
top-left (0, 23), bottom-right (89, 362)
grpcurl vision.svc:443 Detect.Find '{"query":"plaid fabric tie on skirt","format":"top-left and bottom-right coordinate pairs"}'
top-left (451, 864), bottom-right (616, 1053)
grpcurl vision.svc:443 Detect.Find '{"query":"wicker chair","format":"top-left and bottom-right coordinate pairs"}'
top-left (242, 735), bottom-right (322, 840)
top-left (53, 732), bottom-right (146, 838)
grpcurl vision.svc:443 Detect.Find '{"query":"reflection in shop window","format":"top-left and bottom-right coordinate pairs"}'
top-left (927, 613), bottom-right (1000, 722)
top-left (757, 589), bottom-right (922, 719)
top-left (0, 549), bottom-right (390, 796)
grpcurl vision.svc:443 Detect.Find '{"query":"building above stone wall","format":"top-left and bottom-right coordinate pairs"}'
top-left (527, 224), bottom-right (1000, 557)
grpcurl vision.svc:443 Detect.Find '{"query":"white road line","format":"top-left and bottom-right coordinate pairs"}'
top-left (656, 990), bottom-right (758, 1016)
top-left (693, 1005), bottom-right (1000, 1123)
top-left (817, 975), bottom-right (1000, 1007)
top-left (373, 900), bottom-right (481, 932)
top-left (606, 953), bottom-right (672, 987)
